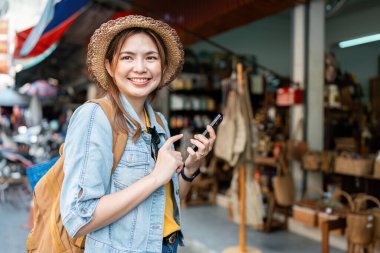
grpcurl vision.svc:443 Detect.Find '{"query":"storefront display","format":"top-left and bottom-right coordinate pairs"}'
top-left (2, 1), bottom-right (380, 252)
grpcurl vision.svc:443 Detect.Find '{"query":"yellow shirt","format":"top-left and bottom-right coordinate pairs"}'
top-left (144, 110), bottom-right (180, 237)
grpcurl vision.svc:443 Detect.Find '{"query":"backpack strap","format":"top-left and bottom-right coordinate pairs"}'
top-left (87, 98), bottom-right (128, 174)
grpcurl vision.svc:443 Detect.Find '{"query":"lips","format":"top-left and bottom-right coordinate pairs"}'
top-left (128, 77), bottom-right (152, 86)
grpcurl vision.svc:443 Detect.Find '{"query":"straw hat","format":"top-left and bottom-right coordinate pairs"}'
top-left (87, 15), bottom-right (184, 90)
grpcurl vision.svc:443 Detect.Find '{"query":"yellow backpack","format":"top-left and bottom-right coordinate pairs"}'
top-left (26, 98), bottom-right (164, 252)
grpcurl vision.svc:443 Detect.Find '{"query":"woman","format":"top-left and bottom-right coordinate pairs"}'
top-left (60, 15), bottom-right (216, 253)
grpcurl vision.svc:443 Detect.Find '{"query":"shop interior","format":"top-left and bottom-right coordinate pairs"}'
top-left (1, 0), bottom-right (380, 252)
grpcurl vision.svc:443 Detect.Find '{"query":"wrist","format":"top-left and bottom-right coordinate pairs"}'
top-left (184, 166), bottom-right (198, 175)
top-left (180, 166), bottom-right (201, 183)
top-left (147, 172), bottom-right (163, 188)
top-left (184, 160), bottom-right (201, 173)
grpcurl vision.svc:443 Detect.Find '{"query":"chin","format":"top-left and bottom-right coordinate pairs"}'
top-left (129, 90), bottom-right (151, 99)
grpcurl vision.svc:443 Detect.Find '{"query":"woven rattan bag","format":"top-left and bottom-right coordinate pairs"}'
top-left (272, 158), bottom-right (295, 207)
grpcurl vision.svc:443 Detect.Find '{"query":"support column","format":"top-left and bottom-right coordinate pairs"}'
top-left (306, 0), bottom-right (324, 190)
top-left (291, 0), bottom-right (325, 197)
top-left (307, 0), bottom-right (325, 150)
top-left (291, 4), bottom-right (306, 200)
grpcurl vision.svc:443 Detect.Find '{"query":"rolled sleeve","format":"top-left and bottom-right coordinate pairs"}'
top-left (60, 103), bottom-right (113, 237)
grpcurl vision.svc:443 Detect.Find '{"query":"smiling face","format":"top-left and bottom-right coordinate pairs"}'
top-left (105, 32), bottom-right (163, 104)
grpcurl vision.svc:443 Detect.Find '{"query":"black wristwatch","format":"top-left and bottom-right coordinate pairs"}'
top-left (180, 167), bottom-right (201, 183)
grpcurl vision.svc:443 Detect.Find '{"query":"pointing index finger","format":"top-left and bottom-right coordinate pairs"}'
top-left (162, 134), bottom-right (183, 150)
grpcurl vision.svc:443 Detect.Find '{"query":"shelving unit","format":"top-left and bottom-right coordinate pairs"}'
top-left (322, 171), bottom-right (380, 201)
top-left (168, 72), bottom-right (222, 136)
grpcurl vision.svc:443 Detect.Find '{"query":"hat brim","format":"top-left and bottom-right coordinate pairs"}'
top-left (87, 15), bottom-right (184, 90)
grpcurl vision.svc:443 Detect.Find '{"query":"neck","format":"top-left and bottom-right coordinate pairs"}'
top-left (125, 94), bottom-right (146, 125)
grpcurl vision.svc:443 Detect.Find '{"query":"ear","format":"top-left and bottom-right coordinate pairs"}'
top-left (105, 59), bottom-right (114, 78)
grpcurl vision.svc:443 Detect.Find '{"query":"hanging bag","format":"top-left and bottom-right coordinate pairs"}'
top-left (230, 94), bottom-right (247, 167)
top-left (302, 151), bottom-right (322, 171)
top-left (272, 158), bottom-right (295, 207)
top-left (286, 119), bottom-right (308, 162)
top-left (227, 163), bottom-right (264, 229)
top-left (214, 91), bottom-right (236, 163)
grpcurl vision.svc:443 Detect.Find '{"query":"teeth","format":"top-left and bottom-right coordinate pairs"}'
top-left (130, 78), bottom-right (149, 83)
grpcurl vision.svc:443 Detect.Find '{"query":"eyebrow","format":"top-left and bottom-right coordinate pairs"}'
top-left (120, 51), bottom-right (159, 55)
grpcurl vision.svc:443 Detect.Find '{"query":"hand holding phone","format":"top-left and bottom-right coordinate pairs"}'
top-left (192, 113), bottom-right (223, 152)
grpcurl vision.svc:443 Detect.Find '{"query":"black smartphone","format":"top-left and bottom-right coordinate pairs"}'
top-left (192, 113), bottom-right (223, 152)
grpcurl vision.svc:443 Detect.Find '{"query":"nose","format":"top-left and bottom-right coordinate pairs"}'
top-left (133, 58), bottom-right (146, 73)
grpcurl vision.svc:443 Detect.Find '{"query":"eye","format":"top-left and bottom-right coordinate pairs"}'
top-left (121, 55), bottom-right (133, 61)
top-left (147, 56), bottom-right (159, 61)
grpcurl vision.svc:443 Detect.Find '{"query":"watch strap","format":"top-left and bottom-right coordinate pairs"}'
top-left (180, 167), bottom-right (201, 182)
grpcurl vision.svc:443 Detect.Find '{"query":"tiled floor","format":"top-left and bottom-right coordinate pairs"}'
top-left (0, 188), bottom-right (31, 253)
top-left (179, 205), bottom-right (345, 253)
top-left (0, 189), bottom-right (344, 253)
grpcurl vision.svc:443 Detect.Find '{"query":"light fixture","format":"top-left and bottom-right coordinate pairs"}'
top-left (339, 34), bottom-right (380, 48)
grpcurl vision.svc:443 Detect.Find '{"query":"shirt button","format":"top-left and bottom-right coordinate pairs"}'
top-left (175, 189), bottom-right (179, 195)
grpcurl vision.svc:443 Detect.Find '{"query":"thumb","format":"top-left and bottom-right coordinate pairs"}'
top-left (161, 134), bottom-right (183, 150)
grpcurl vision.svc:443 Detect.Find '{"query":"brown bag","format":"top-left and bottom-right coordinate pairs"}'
top-left (287, 140), bottom-right (308, 162)
top-left (286, 119), bottom-right (308, 162)
top-left (272, 158), bottom-right (295, 207)
top-left (350, 194), bottom-right (380, 242)
top-left (320, 151), bottom-right (336, 173)
top-left (26, 98), bottom-right (164, 252)
top-left (331, 189), bottom-right (354, 215)
top-left (373, 209), bottom-right (380, 240)
top-left (302, 152), bottom-right (322, 171)
top-left (335, 153), bottom-right (373, 176)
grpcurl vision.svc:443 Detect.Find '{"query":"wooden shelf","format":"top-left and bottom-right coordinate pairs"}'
top-left (327, 171), bottom-right (380, 181)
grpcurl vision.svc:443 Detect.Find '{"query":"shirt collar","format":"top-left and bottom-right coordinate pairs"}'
top-left (144, 100), bottom-right (166, 135)
top-left (119, 94), bottom-right (166, 135)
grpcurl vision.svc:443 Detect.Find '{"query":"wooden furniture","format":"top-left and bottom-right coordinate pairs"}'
top-left (264, 190), bottom-right (291, 232)
top-left (182, 158), bottom-right (218, 207)
top-left (321, 217), bottom-right (346, 253)
top-left (254, 155), bottom-right (292, 232)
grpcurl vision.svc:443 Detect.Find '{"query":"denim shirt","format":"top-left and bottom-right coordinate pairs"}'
top-left (60, 95), bottom-right (183, 253)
